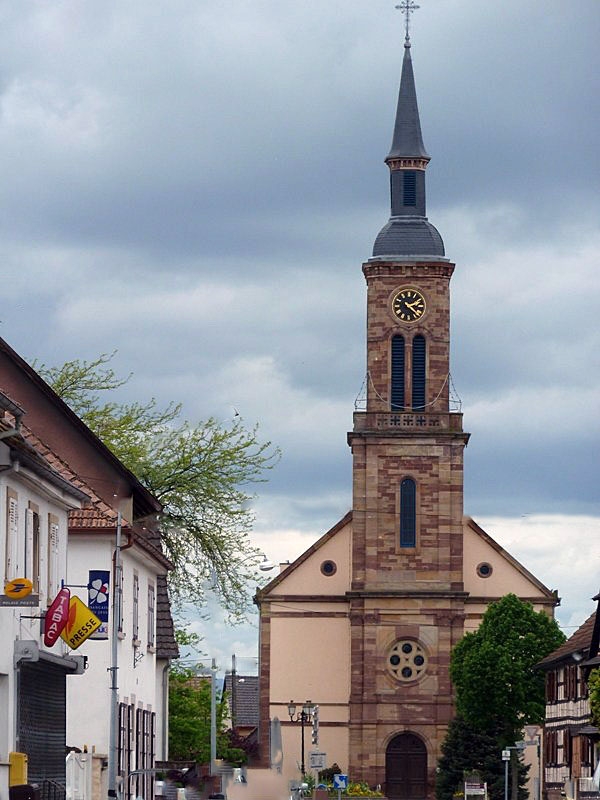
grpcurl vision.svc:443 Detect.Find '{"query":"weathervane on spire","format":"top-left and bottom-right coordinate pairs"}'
top-left (395, 0), bottom-right (420, 43)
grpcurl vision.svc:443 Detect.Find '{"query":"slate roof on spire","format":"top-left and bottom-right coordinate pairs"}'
top-left (387, 41), bottom-right (429, 161)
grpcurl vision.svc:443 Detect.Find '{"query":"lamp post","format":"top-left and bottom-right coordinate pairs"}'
top-left (288, 700), bottom-right (315, 776)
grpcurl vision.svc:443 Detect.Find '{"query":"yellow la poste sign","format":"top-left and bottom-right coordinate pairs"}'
top-left (60, 595), bottom-right (102, 649)
top-left (4, 577), bottom-right (34, 599)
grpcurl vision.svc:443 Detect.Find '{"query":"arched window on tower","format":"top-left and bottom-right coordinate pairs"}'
top-left (391, 335), bottom-right (405, 410)
top-left (400, 478), bottom-right (416, 548)
top-left (412, 334), bottom-right (426, 410)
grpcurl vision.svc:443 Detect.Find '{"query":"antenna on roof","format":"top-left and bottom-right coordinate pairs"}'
top-left (395, 0), bottom-right (420, 44)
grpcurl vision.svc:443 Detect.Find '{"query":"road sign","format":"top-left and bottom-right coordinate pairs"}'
top-left (333, 775), bottom-right (348, 790)
top-left (309, 751), bottom-right (327, 770)
top-left (465, 783), bottom-right (486, 796)
top-left (502, 750), bottom-right (510, 761)
top-left (60, 595), bottom-right (102, 649)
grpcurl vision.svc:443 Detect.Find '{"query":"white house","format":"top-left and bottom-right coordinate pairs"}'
top-left (0, 337), bottom-right (178, 800)
top-left (64, 493), bottom-right (175, 800)
top-left (0, 391), bottom-right (88, 800)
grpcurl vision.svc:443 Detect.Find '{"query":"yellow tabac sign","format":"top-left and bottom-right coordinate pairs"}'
top-left (60, 595), bottom-right (102, 649)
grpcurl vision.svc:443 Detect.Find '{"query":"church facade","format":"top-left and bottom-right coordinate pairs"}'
top-left (255, 24), bottom-right (557, 800)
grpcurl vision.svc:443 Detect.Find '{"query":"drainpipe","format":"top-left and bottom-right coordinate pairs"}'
top-left (161, 662), bottom-right (170, 760)
top-left (108, 511), bottom-right (122, 800)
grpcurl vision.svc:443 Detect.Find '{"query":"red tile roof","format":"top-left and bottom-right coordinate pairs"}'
top-left (537, 611), bottom-right (597, 669)
top-left (16, 419), bottom-right (177, 659)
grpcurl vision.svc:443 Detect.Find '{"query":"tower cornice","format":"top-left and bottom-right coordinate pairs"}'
top-left (363, 260), bottom-right (455, 281)
top-left (386, 156), bottom-right (430, 171)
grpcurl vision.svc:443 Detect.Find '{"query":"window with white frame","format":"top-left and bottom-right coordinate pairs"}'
top-left (132, 572), bottom-right (140, 644)
top-left (147, 583), bottom-right (155, 649)
top-left (25, 504), bottom-right (40, 592)
top-left (47, 514), bottom-right (60, 600)
top-left (5, 488), bottom-right (19, 581)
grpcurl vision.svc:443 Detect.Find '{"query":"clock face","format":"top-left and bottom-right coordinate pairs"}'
top-left (392, 288), bottom-right (426, 322)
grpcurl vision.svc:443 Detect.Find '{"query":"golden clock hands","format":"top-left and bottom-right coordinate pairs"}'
top-left (405, 300), bottom-right (422, 311)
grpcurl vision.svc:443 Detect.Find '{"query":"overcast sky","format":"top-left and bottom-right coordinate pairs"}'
top-left (1, 0), bottom-right (598, 668)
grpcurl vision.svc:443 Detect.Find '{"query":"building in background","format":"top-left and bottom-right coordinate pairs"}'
top-left (224, 672), bottom-right (259, 741)
top-left (538, 599), bottom-right (600, 800)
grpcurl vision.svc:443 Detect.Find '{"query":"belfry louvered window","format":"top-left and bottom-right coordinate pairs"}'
top-left (403, 171), bottom-right (417, 206)
top-left (412, 335), bottom-right (426, 410)
top-left (400, 478), bottom-right (416, 547)
top-left (391, 335), bottom-right (405, 409)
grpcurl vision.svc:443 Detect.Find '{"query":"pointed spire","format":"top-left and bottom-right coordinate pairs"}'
top-left (371, 10), bottom-right (445, 261)
top-left (387, 41), bottom-right (429, 161)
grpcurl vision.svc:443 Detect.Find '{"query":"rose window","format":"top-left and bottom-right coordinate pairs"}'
top-left (387, 639), bottom-right (428, 682)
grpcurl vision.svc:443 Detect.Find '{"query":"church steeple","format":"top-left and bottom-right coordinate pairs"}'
top-left (387, 40), bottom-right (429, 162)
top-left (372, 13), bottom-right (444, 259)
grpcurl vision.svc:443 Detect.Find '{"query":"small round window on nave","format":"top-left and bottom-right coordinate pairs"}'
top-left (476, 562), bottom-right (493, 578)
top-left (320, 560), bottom-right (337, 576)
top-left (387, 639), bottom-right (428, 682)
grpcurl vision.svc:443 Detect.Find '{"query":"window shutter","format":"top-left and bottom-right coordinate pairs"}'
top-left (391, 335), bottom-right (405, 410)
top-left (32, 511), bottom-right (40, 592)
top-left (403, 171), bottom-right (417, 206)
top-left (147, 583), bottom-right (155, 648)
top-left (545, 671), bottom-right (558, 702)
top-left (6, 489), bottom-right (19, 581)
top-left (115, 562), bottom-right (124, 633)
top-left (47, 515), bottom-right (60, 599)
top-left (412, 335), bottom-right (426, 410)
top-left (132, 573), bottom-right (139, 642)
top-left (563, 729), bottom-right (572, 766)
top-left (25, 508), bottom-right (34, 582)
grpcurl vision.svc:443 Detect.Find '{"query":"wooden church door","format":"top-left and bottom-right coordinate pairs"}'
top-left (385, 733), bottom-right (427, 800)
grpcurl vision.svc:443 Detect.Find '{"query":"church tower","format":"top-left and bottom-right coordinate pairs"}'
top-left (255, 8), bottom-right (557, 799)
top-left (347, 9), bottom-right (469, 796)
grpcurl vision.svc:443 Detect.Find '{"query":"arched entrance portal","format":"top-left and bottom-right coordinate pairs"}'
top-left (385, 732), bottom-right (427, 800)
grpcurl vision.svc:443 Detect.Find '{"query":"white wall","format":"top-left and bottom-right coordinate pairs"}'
top-left (66, 534), bottom-right (162, 756)
top-left (0, 456), bottom-right (78, 798)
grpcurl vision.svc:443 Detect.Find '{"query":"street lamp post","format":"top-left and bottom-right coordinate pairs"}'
top-left (288, 700), bottom-right (315, 776)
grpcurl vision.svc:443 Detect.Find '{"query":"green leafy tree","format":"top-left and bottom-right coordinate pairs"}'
top-left (436, 716), bottom-right (522, 800)
top-left (450, 594), bottom-right (565, 744)
top-left (588, 668), bottom-right (600, 727)
top-left (34, 352), bottom-right (280, 617)
top-left (168, 667), bottom-right (246, 765)
top-left (437, 595), bottom-right (565, 800)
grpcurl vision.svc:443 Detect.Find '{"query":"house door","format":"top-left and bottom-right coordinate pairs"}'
top-left (385, 732), bottom-right (427, 800)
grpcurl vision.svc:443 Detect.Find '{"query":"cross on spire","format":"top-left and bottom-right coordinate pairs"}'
top-left (395, 0), bottom-right (420, 43)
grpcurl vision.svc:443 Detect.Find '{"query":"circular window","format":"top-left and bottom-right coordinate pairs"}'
top-left (387, 639), bottom-right (428, 682)
top-left (320, 560), bottom-right (337, 577)
top-left (476, 562), bottom-right (493, 578)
